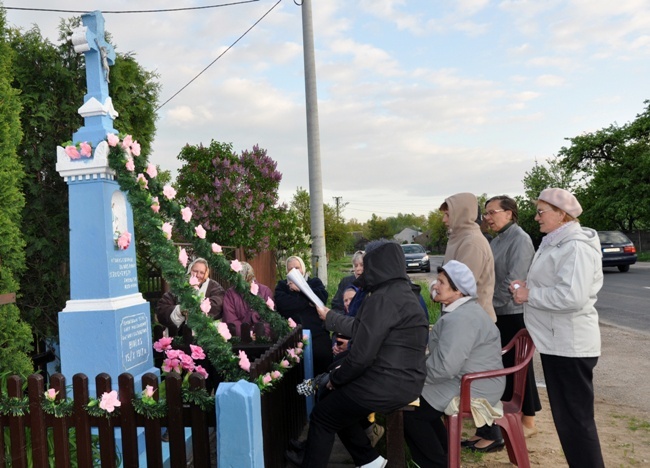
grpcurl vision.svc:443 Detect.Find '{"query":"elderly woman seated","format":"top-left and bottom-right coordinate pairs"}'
top-left (222, 262), bottom-right (272, 337)
top-left (403, 260), bottom-right (505, 468)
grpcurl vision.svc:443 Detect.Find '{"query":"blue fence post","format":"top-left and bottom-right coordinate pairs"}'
top-left (216, 380), bottom-right (264, 467)
top-left (302, 329), bottom-right (315, 417)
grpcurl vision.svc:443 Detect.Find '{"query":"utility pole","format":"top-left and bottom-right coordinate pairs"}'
top-left (300, 0), bottom-right (327, 283)
top-left (333, 196), bottom-right (342, 220)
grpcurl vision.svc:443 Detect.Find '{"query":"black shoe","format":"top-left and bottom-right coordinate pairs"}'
top-left (467, 438), bottom-right (505, 453)
top-left (289, 438), bottom-right (307, 452)
top-left (461, 438), bottom-right (478, 447)
top-left (285, 448), bottom-right (304, 467)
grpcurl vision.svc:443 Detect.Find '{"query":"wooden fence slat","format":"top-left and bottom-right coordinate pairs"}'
top-left (8, 375), bottom-right (27, 468)
top-left (72, 374), bottom-right (94, 467)
top-left (164, 372), bottom-right (186, 467)
top-left (0, 292), bottom-right (16, 305)
top-left (50, 374), bottom-right (72, 468)
top-left (95, 374), bottom-right (117, 468)
top-left (118, 373), bottom-right (139, 468)
top-left (188, 373), bottom-right (211, 468)
top-left (142, 373), bottom-right (164, 467)
top-left (27, 374), bottom-right (48, 467)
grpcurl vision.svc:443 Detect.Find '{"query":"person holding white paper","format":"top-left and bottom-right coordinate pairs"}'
top-left (275, 256), bottom-right (331, 375)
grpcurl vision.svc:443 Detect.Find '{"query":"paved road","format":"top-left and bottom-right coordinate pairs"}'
top-left (597, 262), bottom-right (650, 333)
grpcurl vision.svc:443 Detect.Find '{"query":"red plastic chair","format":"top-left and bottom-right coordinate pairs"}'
top-left (446, 328), bottom-right (535, 468)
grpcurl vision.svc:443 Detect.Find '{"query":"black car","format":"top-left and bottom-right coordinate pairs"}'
top-left (598, 231), bottom-right (637, 272)
top-left (400, 243), bottom-right (430, 272)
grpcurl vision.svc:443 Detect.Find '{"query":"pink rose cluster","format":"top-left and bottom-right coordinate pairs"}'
top-left (153, 337), bottom-right (209, 379)
top-left (64, 141), bottom-right (93, 160)
top-left (116, 231), bottom-right (132, 250)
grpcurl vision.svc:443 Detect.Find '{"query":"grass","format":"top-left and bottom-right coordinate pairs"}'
top-left (636, 251), bottom-right (650, 262)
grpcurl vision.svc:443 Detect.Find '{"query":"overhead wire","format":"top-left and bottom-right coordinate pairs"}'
top-left (2, 1), bottom-right (260, 14)
top-left (155, 0), bottom-right (283, 111)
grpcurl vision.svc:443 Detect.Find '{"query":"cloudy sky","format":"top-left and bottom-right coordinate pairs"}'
top-left (5, 0), bottom-right (650, 221)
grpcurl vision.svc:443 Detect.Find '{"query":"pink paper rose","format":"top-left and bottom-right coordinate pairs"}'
top-left (280, 360), bottom-right (290, 368)
top-left (266, 297), bottom-right (275, 310)
top-left (122, 134), bottom-right (133, 150)
top-left (180, 207), bottom-right (192, 223)
top-left (144, 385), bottom-right (155, 398)
top-left (262, 373), bottom-right (272, 385)
top-left (153, 336), bottom-right (173, 352)
top-left (151, 196), bottom-right (160, 213)
top-left (211, 243), bottom-right (222, 254)
top-left (190, 344), bottom-right (206, 361)
top-left (189, 275), bottom-right (200, 288)
top-left (271, 370), bottom-right (282, 379)
top-left (131, 140), bottom-right (141, 156)
top-left (136, 173), bottom-right (148, 189)
top-left (117, 231), bottom-right (131, 250)
top-left (125, 159), bottom-right (135, 172)
top-left (194, 365), bottom-right (209, 379)
top-left (200, 297), bottom-right (211, 314)
top-left (179, 353), bottom-right (195, 371)
top-left (288, 318), bottom-right (297, 329)
top-left (162, 222), bottom-right (173, 240)
top-left (250, 281), bottom-right (259, 296)
top-left (162, 357), bottom-right (181, 373)
top-left (146, 163), bottom-right (157, 178)
top-left (297, 341), bottom-right (304, 349)
top-left (179, 248), bottom-right (188, 267)
top-left (216, 321), bottom-right (232, 341)
top-left (195, 225), bottom-right (206, 239)
top-left (230, 259), bottom-right (242, 272)
top-left (99, 390), bottom-right (121, 413)
top-left (45, 388), bottom-right (58, 401)
top-left (65, 145), bottom-right (80, 159)
top-left (163, 185), bottom-right (177, 200)
top-left (107, 133), bottom-right (119, 147)
top-left (238, 350), bottom-right (251, 372)
top-left (79, 141), bottom-right (92, 157)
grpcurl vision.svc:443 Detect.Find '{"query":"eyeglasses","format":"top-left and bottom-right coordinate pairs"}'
top-left (536, 208), bottom-right (553, 216)
top-left (483, 209), bottom-right (505, 217)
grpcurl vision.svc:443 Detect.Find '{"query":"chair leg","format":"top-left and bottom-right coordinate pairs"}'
top-left (498, 415), bottom-right (530, 468)
top-left (445, 415), bottom-right (462, 468)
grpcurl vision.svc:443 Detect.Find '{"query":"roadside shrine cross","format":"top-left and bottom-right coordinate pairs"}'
top-left (72, 10), bottom-right (116, 104)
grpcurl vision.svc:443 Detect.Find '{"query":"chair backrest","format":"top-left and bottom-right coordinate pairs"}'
top-left (501, 328), bottom-right (535, 412)
top-left (458, 328), bottom-right (535, 415)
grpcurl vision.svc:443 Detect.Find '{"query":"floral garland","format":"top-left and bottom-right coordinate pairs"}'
top-left (85, 133), bottom-right (291, 382)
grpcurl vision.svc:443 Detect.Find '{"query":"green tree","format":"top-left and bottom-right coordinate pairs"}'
top-left (424, 210), bottom-right (448, 253)
top-left (0, 11), bottom-right (33, 377)
top-left (176, 140), bottom-right (283, 257)
top-left (557, 101), bottom-right (650, 231)
top-left (365, 214), bottom-right (393, 240)
top-left (288, 187), bottom-right (353, 262)
top-left (9, 23), bottom-right (159, 339)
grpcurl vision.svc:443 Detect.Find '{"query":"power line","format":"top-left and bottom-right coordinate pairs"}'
top-left (156, 0), bottom-right (282, 111)
top-left (3, 1), bottom-right (260, 14)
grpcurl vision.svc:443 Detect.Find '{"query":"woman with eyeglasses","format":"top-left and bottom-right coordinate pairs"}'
top-left (511, 188), bottom-right (604, 468)
top-left (481, 196), bottom-right (541, 439)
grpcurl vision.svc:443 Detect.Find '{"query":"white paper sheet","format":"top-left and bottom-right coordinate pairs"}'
top-left (286, 268), bottom-right (325, 308)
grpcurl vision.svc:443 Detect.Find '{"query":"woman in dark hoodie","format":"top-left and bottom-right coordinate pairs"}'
top-left (290, 240), bottom-right (429, 468)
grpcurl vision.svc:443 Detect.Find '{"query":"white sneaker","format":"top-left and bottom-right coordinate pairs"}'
top-left (357, 455), bottom-right (387, 468)
top-left (365, 423), bottom-right (385, 447)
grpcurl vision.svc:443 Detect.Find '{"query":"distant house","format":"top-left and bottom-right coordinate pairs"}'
top-left (394, 227), bottom-right (421, 244)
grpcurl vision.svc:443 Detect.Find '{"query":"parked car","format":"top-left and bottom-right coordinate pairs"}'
top-left (598, 231), bottom-right (637, 272)
top-left (400, 243), bottom-right (430, 272)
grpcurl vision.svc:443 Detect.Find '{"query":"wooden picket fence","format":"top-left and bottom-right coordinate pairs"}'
top-left (0, 326), bottom-right (307, 467)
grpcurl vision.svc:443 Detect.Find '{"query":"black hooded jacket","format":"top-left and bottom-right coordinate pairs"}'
top-left (325, 242), bottom-right (428, 412)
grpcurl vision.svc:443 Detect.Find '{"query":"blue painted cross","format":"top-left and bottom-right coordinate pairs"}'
top-left (77, 10), bottom-right (116, 104)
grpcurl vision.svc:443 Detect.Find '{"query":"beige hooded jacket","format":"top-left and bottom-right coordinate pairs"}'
top-left (443, 193), bottom-right (496, 321)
